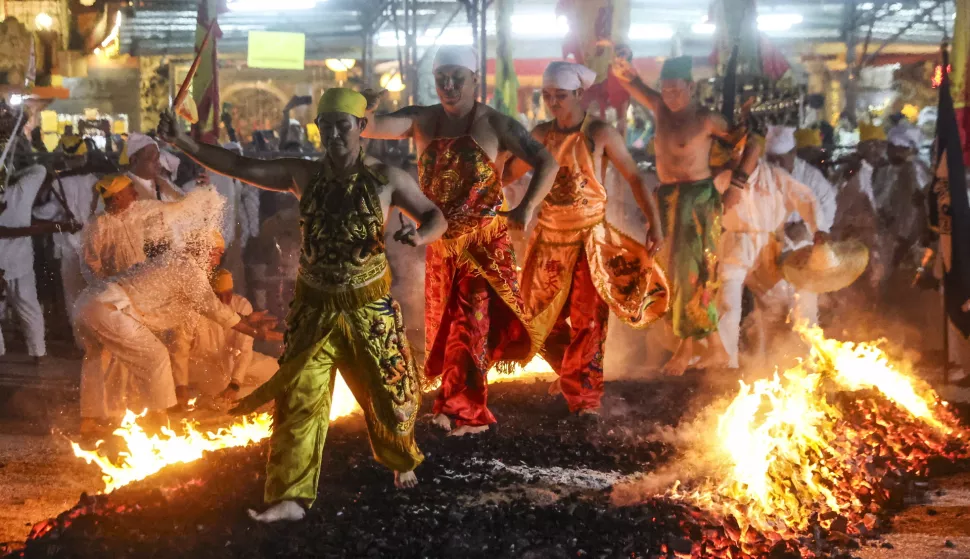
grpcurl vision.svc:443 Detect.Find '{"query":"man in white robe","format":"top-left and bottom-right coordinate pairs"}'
top-left (81, 175), bottom-right (149, 281)
top-left (713, 150), bottom-right (821, 369)
top-left (76, 234), bottom-right (280, 433)
top-left (0, 164), bottom-right (49, 362)
top-left (125, 133), bottom-right (185, 202)
top-left (873, 123), bottom-right (931, 270)
top-left (189, 269), bottom-right (277, 407)
top-left (32, 171), bottom-right (99, 344)
top-left (764, 126), bottom-right (836, 326)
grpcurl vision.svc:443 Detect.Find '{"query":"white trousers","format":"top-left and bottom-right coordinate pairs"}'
top-left (60, 251), bottom-right (87, 347)
top-left (0, 269), bottom-right (47, 357)
top-left (77, 298), bottom-right (177, 419)
top-left (191, 351), bottom-right (277, 398)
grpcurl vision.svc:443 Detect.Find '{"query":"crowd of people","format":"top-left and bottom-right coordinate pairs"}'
top-left (0, 44), bottom-right (961, 523)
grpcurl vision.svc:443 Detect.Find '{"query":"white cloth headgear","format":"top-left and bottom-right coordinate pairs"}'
top-left (542, 61), bottom-right (597, 91)
top-left (125, 132), bottom-right (158, 159)
top-left (765, 125), bottom-right (797, 155)
top-left (432, 46), bottom-right (479, 73)
top-left (887, 123), bottom-right (922, 150)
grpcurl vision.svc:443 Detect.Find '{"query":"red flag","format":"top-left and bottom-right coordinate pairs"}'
top-left (191, 0), bottom-right (227, 144)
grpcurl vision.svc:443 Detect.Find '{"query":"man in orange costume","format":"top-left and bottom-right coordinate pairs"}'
top-left (508, 61), bottom-right (669, 414)
top-left (363, 46), bottom-right (559, 436)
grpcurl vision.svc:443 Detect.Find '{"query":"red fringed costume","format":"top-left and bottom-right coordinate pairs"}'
top-left (419, 103), bottom-right (540, 427)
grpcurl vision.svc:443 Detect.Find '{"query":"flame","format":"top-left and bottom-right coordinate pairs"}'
top-left (72, 356), bottom-right (555, 495)
top-left (488, 356), bottom-right (556, 383)
top-left (72, 373), bottom-right (359, 494)
top-left (675, 324), bottom-right (967, 544)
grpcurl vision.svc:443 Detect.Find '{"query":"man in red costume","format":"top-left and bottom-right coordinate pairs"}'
top-left (363, 46), bottom-right (559, 436)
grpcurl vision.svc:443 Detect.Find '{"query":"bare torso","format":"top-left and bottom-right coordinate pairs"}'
top-left (652, 106), bottom-right (714, 184)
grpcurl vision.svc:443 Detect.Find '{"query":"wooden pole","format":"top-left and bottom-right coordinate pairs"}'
top-left (173, 18), bottom-right (218, 110)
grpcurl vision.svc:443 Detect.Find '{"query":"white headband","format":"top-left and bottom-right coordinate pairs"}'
top-left (542, 61), bottom-right (597, 91)
top-left (765, 125), bottom-right (796, 155)
top-left (887, 124), bottom-right (922, 150)
top-left (126, 132), bottom-right (158, 159)
top-left (432, 46), bottom-right (479, 73)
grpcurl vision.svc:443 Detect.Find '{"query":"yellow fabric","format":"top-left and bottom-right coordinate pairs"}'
top-left (211, 229), bottom-right (225, 250)
top-left (522, 119), bottom-right (669, 336)
top-left (95, 174), bottom-right (133, 200)
top-left (234, 292), bottom-right (423, 506)
top-left (952, 0), bottom-right (969, 112)
top-left (317, 88), bottom-right (367, 118)
top-left (211, 268), bottom-right (233, 292)
top-left (58, 134), bottom-right (88, 156)
top-left (859, 122), bottom-right (886, 143)
top-left (794, 128), bottom-right (822, 149)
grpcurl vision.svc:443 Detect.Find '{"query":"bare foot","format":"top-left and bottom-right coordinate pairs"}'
top-left (431, 413), bottom-right (452, 432)
top-left (394, 470), bottom-right (418, 489)
top-left (663, 339), bottom-right (693, 376)
top-left (448, 424), bottom-right (489, 437)
top-left (694, 332), bottom-right (734, 370)
top-left (247, 500), bottom-right (306, 523)
top-left (547, 379), bottom-right (562, 396)
top-left (578, 408), bottom-right (600, 417)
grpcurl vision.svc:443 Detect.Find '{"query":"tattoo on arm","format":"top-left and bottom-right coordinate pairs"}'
top-left (508, 119), bottom-right (546, 161)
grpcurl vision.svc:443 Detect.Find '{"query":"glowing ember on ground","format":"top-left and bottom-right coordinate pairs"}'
top-left (668, 324), bottom-right (968, 551)
top-left (73, 374), bottom-right (359, 494)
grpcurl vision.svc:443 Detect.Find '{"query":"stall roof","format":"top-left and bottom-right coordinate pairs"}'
top-left (121, 0), bottom-right (958, 61)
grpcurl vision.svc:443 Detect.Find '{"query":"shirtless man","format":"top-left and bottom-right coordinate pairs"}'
top-left (159, 88), bottom-right (447, 522)
top-left (361, 46), bottom-right (558, 436)
top-left (612, 55), bottom-right (743, 375)
top-left (507, 61), bottom-right (670, 413)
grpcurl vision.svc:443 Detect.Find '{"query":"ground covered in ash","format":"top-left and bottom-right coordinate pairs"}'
top-left (8, 377), bottom-right (970, 559)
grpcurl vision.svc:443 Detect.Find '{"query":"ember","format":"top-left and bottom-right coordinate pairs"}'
top-left (71, 359), bottom-right (554, 495)
top-left (71, 373), bottom-right (358, 493)
top-left (664, 325), bottom-right (969, 556)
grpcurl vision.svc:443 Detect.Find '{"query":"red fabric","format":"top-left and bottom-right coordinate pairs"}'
top-left (539, 250), bottom-right (608, 413)
top-left (419, 130), bottom-right (538, 426)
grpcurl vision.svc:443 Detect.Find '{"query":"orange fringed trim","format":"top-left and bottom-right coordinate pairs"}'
top-left (430, 216), bottom-right (507, 259)
top-left (294, 269), bottom-right (393, 314)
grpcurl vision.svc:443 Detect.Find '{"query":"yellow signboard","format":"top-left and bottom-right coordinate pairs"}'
top-left (247, 31), bottom-right (305, 70)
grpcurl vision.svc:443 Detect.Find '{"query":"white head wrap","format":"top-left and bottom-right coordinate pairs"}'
top-left (542, 61), bottom-right (597, 91)
top-left (432, 46), bottom-right (479, 73)
top-left (125, 132), bottom-right (158, 159)
top-left (765, 125), bottom-right (797, 155)
top-left (160, 150), bottom-right (180, 176)
top-left (887, 123), bottom-right (922, 150)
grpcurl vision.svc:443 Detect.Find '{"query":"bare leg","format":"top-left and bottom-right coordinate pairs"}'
top-left (448, 424), bottom-right (489, 437)
top-left (663, 338), bottom-right (693, 376)
top-left (431, 413), bottom-right (452, 432)
top-left (248, 500), bottom-right (306, 523)
top-left (694, 331), bottom-right (731, 369)
top-left (394, 470), bottom-right (418, 489)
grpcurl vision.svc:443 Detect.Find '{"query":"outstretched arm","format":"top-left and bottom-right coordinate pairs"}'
top-left (596, 123), bottom-right (664, 255)
top-left (158, 110), bottom-right (315, 196)
top-left (385, 165), bottom-right (447, 246)
top-left (611, 57), bottom-right (661, 114)
top-left (360, 89), bottom-right (426, 140)
top-left (494, 114), bottom-right (559, 229)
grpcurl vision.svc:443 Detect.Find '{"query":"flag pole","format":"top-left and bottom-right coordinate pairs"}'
top-left (173, 17), bottom-right (218, 110)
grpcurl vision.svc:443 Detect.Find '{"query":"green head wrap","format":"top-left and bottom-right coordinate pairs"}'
top-left (660, 56), bottom-right (693, 81)
top-left (317, 88), bottom-right (367, 118)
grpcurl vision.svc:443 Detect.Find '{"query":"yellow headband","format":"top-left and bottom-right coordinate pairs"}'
top-left (794, 128), bottom-right (822, 149)
top-left (858, 122), bottom-right (886, 143)
top-left (211, 269), bottom-right (233, 292)
top-left (95, 174), bottom-right (133, 200)
top-left (317, 88), bottom-right (367, 118)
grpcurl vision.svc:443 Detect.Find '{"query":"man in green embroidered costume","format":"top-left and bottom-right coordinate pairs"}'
top-left (612, 55), bottom-right (745, 375)
top-left (157, 88), bottom-right (447, 523)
